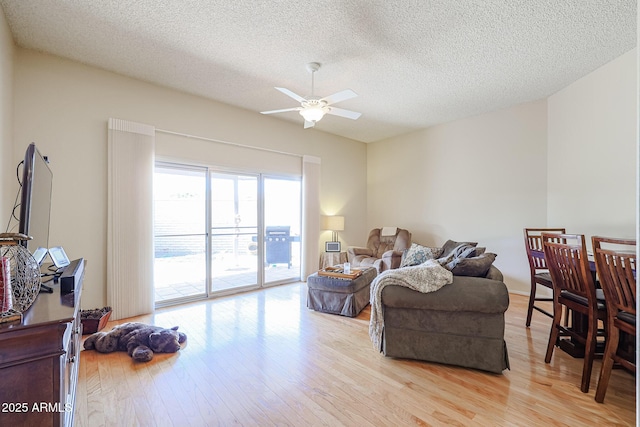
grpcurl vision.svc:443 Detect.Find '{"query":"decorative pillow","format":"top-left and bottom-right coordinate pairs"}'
top-left (451, 253), bottom-right (497, 277)
top-left (401, 243), bottom-right (443, 268)
top-left (440, 239), bottom-right (478, 259)
top-left (443, 244), bottom-right (478, 270)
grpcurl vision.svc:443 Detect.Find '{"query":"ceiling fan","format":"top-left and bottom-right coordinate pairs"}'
top-left (261, 62), bottom-right (362, 129)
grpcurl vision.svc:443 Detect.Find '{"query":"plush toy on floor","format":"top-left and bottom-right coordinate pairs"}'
top-left (83, 322), bottom-right (187, 362)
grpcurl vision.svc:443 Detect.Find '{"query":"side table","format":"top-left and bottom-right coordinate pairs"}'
top-left (319, 252), bottom-right (347, 269)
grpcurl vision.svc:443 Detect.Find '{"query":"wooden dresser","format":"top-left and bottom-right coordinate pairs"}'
top-left (0, 262), bottom-right (84, 427)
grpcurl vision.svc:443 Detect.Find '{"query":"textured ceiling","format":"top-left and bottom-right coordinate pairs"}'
top-left (0, 0), bottom-right (636, 143)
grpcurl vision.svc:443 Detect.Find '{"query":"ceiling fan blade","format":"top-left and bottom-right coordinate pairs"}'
top-left (275, 87), bottom-right (306, 103)
top-left (321, 89), bottom-right (358, 105)
top-left (260, 107), bottom-right (301, 115)
top-left (327, 107), bottom-right (362, 120)
top-left (303, 120), bottom-right (316, 129)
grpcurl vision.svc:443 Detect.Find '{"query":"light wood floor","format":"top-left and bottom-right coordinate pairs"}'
top-left (75, 283), bottom-right (636, 426)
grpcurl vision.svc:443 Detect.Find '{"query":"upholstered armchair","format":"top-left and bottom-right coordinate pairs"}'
top-left (347, 227), bottom-right (412, 273)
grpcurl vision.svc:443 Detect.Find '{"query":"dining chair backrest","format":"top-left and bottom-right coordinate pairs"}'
top-left (592, 236), bottom-right (636, 402)
top-left (542, 233), bottom-right (595, 301)
top-left (592, 236), bottom-right (636, 316)
top-left (524, 228), bottom-right (566, 271)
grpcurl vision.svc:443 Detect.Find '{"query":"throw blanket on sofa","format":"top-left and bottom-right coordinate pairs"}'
top-left (369, 259), bottom-right (453, 351)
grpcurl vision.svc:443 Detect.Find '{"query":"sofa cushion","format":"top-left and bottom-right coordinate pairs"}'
top-left (451, 253), bottom-right (497, 277)
top-left (401, 243), bottom-right (443, 268)
top-left (381, 275), bottom-right (509, 314)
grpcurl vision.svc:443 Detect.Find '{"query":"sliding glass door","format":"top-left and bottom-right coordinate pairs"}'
top-left (154, 163), bottom-right (301, 306)
top-left (210, 172), bottom-right (258, 292)
top-left (263, 177), bottom-right (301, 284)
top-left (153, 165), bottom-right (207, 303)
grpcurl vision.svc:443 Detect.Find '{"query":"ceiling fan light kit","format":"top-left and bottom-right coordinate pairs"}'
top-left (299, 100), bottom-right (328, 122)
top-left (261, 62), bottom-right (361, 129)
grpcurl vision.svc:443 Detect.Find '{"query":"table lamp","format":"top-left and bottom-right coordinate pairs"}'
top-left (321, 215), bottom-right (344, 252)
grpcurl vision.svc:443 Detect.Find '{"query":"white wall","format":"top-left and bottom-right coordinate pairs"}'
top-left (547, 48), bottom-right (637, 243)
top-left (12, 49), bottom-right (368, 310)
top-left (0, 7), bottom-right (13, 228)
top-left (367, 100), bottom-right (548, 293)
top-left (367, 48), bottom-right (637, 296)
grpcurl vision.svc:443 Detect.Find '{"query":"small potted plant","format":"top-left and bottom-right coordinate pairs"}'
top-left (80, 306), bottom-right (112, 334)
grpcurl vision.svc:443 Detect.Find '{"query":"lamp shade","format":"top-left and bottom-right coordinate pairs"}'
top-left (321, 215), bottom-right (344, 231)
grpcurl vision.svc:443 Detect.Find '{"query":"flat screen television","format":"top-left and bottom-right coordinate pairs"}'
top-left (18, 143), bottom-right (53, 253)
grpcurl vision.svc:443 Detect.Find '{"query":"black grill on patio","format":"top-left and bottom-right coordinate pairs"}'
top-left (265, 226), bottom-right (291, 268)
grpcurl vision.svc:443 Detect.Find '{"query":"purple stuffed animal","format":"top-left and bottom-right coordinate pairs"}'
top-left (84, 322), bottom-right (187, 362)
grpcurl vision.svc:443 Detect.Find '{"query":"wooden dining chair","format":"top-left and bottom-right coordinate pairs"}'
top-left (542, 233), bottom-right (606, 393)
top-left (523, 228), bottom-right (566, 326)
top-left (592, 236), bottom-right (636, 403)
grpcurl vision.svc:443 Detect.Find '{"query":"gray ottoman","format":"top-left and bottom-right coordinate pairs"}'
top-left (307, 267), bottom-right (377, 317)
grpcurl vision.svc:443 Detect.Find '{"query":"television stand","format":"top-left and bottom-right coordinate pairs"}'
top-left (0, 259), bottom-right (85, 427)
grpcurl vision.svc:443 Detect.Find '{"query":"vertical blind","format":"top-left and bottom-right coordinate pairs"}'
top-left (301, 155), bottom-right (321, 280)
top-left (107, 118), bottom-right (155, 320)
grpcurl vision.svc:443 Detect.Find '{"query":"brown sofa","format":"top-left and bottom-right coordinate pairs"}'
top-left (347, 227), bottom-right (411, 273)
top-left (379, 265), bottom-right (510, 374)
